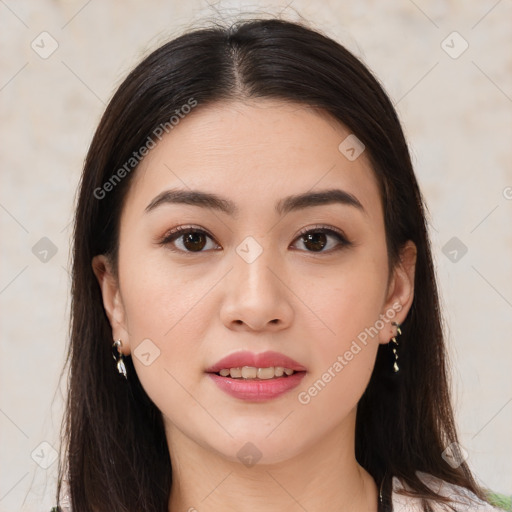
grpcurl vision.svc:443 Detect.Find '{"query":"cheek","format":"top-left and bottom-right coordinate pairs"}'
top-left (296, 303), bottom-right (381, 427)
top-left (305, 248), bottom-right (389, 349)
top-left (295, 252), bottom-right (387, 411)
top-left (119, 240), bottom-right (214, 336)
top-left (300, 337), bottom-right (378, 412)
top-left (116, 246), bottom-right (216, 404)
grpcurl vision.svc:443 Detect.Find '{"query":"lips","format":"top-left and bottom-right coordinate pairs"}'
top-left (205, 350), bottom-right (307, 402)
top-left (205, 350), bottom-right (307, 374)
top-left (208, 371), bottom-right (306, 401)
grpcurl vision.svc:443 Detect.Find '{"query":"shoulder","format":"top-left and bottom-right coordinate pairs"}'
top-left (391, 471), bottom-right (507, 512)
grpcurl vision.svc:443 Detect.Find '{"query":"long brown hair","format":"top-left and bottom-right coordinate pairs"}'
top-left (56, 17), bottom-right (493, 512)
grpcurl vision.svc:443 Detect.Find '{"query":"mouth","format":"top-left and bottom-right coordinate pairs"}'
top-left (205, 351), bottom-right (307, 401)
top-left (205, 350), bottom-right (307, 374)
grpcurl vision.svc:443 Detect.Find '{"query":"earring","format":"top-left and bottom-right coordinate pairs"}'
top-left (390, 321), bottom-right (402, 373)
top-left (112, 339), bottom-right (128, 379)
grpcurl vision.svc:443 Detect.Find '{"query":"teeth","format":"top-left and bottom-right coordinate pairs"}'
top-left (229, 367), bottom-right (242, 378)
top-left (257, 367), bottom-right (274, 379)
top-left (241, 366), bottom-right (257, 379)
top-left (217, 366), bottom-right (296, 379)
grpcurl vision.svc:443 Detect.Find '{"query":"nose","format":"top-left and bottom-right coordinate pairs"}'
top-left (219, 246), bottom-right (294, 332)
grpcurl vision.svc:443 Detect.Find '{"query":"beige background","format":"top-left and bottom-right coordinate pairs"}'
top-left (1, 1), bottom-right (511, 510)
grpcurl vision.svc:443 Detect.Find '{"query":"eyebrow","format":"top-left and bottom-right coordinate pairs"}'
top-left (145, 187), bottom-right (366, 217)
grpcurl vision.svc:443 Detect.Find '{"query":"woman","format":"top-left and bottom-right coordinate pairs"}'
top-left (52, 17), bottom-right (509, 512)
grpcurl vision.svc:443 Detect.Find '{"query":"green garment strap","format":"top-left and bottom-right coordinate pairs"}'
top-left (486, 490), bottom-right (512, 511)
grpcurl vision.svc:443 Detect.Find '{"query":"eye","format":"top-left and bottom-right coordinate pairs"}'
top-left (291, 225), bottom-right (352, 253)
top-left (158, 226), bottom-right (219, 253)
top-left (158, 224), bottom-right (352, 254)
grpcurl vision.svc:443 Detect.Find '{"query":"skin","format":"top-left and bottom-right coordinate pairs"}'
top-left (93, 99), bottom-right (417, 512)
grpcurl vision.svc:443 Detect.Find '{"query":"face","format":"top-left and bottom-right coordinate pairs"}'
top-left (94, 99), bottom-right (416, 465)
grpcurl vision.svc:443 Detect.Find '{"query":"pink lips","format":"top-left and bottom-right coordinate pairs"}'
top-left (205, 350), bottom-right (307, 374)
top-left (205, 350), bottom-right (307, 402)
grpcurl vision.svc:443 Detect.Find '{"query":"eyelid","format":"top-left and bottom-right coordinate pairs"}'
top-left (291, 224), bottom-right (352, 253)
top-left (294, 223), bottom-right (348, 241)
top-left (158, 225), bottom-right (219, 248)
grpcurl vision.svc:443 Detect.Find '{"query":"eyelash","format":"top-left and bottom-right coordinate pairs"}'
top-left (158, 224), bottom-right (352, 255)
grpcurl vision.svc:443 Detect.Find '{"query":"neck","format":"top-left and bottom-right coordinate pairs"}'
top-left (166, 413), bottom-right (379, 512)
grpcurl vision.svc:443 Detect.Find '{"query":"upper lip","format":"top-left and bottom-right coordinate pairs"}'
top-left (205, 350), bottom-right (307, 373)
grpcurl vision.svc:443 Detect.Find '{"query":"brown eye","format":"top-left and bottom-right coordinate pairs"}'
top-left (292, 226), bottom-right (351, 253)
top-left (160, 227), bottom-right (219, 253)
top-left (159, 225), bottom-right (351, 255)
top-left (181, 231), bottom-right (208, 252)
top-left (302, 232), bottom-right (329, 252)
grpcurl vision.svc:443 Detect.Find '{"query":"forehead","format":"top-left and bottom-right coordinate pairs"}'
top-left (122, 99), bottom-right (383, 224)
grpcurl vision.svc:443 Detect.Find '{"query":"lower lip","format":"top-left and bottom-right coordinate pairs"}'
top-left (207, 372), bottom-right (306, 402)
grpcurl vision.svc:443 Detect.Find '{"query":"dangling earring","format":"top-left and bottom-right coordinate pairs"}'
top-left (390, 321), bottom-right (402, 373)
top-left (112, 339), bottom-right (128, 379)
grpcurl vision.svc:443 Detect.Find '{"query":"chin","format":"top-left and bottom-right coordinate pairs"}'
top-left (204, 426), bottom-right (313, 466)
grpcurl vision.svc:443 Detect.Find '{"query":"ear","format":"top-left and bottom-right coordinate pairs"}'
top-left (377, 240), bottom-right (417, 344)
top-left (92, 254), bottom-right (131, 355)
